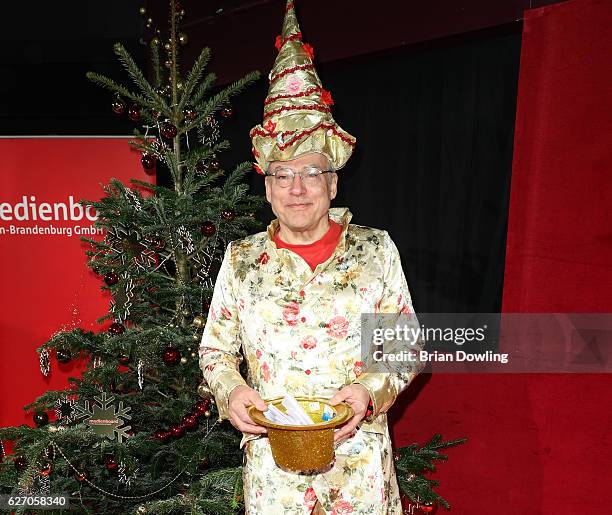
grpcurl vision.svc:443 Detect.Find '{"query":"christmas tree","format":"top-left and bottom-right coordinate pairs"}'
top-left (0, 2), bottom-right (464, 513)
top-left (0, 1), bottom-right (262, 513)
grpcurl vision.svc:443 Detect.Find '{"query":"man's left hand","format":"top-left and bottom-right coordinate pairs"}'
top-left (329, 384), bottom-right (371, 443)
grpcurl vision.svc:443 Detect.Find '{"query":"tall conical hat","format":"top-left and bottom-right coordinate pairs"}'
top-left (250, 0), bottom-right (356, 174)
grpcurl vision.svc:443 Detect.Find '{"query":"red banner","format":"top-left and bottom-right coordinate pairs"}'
top-left (0, 137), bottom-right (154, 428)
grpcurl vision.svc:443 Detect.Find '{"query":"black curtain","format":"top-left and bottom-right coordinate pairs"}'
top-left (1, 16), bottom-right (521, 314)
top-left (223, 25), bottom-right (522, 313)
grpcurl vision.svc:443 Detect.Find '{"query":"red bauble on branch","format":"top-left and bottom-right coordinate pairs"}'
top-left (108, 322), bottom-right (125, 335)
top-left (220, 106), bottom-right (234, 118)
top-left (104, 271), bottom-right (119, 286)
top-left (194, 399), bottom-right (210, 415)
top-left (200, 221), bottom-right (216, 237)
top-left (111, 100), bottom-right (126, 115)
top-left (182, 414), bottom-right (198, 430)
top-left (170, 424), bottom-right (184, 438)
top-left (33, 412), bottom-right (49, 427)
top-left (13, 456), bottom-right (28, 472)
top-left (104, 454), bottom-right (118, 473)
top-left (141, 153), bottom-right (156, 173)
top-left (153, 430), bottom-right (171, 442)
top-left (221, 209), bottom-right (235, 222)
top-left (162, 346), bottom-right (181, 365)
top-left (160, 120), bottom-right (178, 139)
top-left (128, 105), bottom-right (141, 122)
top-left (400, 496), bottom-right (438, 515)
top-left (56, 349), bottom-right (71, 364)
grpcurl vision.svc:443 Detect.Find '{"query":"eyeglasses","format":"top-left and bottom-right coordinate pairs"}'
top-left (265, 167), bottom-right (334, 188)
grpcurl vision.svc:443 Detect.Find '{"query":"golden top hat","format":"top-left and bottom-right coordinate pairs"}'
top-left (250, 0), bottom-right (356, 174)
top-left (248, 396), bottom-right (353, 472)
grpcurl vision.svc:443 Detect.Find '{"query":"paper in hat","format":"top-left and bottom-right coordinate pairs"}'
top-left (250, 0), bottom-right (356, 174)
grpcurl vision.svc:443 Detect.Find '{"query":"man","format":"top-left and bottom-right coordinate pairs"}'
top-left (199, 2), bottom-right (423, 513)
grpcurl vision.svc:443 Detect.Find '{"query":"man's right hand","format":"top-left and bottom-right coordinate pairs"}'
top-left (228, 385), bottom-right (268, 434)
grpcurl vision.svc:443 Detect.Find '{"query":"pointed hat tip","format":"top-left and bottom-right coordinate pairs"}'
top-left (282, 0), bottom-right (301, 38)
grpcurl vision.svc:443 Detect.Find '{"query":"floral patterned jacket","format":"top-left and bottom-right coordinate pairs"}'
top-left (199, 207), bottom-right (423, 448)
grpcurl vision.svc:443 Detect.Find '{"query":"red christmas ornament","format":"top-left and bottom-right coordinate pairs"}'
top-left (153, 430), bottom-right (171, 442)
top-left (108, 322), bottom-right (125, 335)
top-left (220, 106), bottom-right (234, 118)
top-left (76, 472), bottom-right (87, 482)
top-left (401, 496), bottom-right (438, 515)
top-left (221, 209), bottom-right (235, 222)
top-left (170, 424), bottom-right (184, 438)
top-left (184, 108), bottom-right (197, 121)
top-left (14, 455), bottom-right (28, 472)
top-left (194, 399), bottom-right (211, 415)
top-left (151, 237), bottom-right (166, 250)
top-left (141, 153), bottom-right (156, 172)
top-left (160, 120), bottom-right (178, 138)
top-left (104, 271), bottom-right (119, 286)
top-left (200, 221), bottom-right (216, 237)
top-left (39, 462), bottom-right (52, 477)
top-left (196, 456), bottom-right (211, 472)
top-left (118, 354), bottom-right (131, 365)
top-left (195, 160), bottom-right (209, 174)
top-left (104, 455), bottom-right (118, 473)
top-left (33, 411), bottom-right (49, 427)
top-left (163, 346), bottom-right (181, 365)
top-left (111, 100), bottom-right (126, 115)
top-left (182, 414), bottom-right (198, 430)
top-left (128, 105), bottom-right (141, 122)
top-left (56, 349), bottom-right (71, 364)
top-left (209, 158), bottom-right (220, 170)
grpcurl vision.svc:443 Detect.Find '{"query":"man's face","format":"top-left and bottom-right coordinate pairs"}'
top-left (265, 152), bottom-right (338, 233)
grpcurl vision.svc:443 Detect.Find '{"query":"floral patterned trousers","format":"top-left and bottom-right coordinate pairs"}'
top-left (242, 427), bottom-right (403, 514)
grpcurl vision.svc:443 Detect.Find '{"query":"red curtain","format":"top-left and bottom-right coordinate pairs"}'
top-left (392, 1), bottom-right (612, 512)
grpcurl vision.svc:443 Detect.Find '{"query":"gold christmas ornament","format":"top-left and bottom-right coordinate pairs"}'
top-left (139, 7), bottom-right (146, 16)
top-left (197, 381), bottom-right (213, 399)
top-left (250, 0), bottom-right (355, 174)
top-left (192, 315), bottom-right (206, 328)
top-left (248, 397), bottom-right (353, 472)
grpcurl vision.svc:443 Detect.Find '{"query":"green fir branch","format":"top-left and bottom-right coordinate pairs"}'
top-left (113, 43), bottom-right (167, 110)
top-left (191, 72), bottom-right (217, 107)
top-left (85, 72), bottom-right (161, 113)
top-left (177, 47), bottom-right (212, 113)
top-left (184, 71), bottom-right (260, 133)
top-left (151, 41), bottom-right (162, 88)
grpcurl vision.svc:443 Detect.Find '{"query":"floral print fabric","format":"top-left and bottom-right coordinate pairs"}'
top-left (199, 207), bottom-right (423, 513)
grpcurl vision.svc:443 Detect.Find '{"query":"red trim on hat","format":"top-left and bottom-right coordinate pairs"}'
top-left (270, 63), bottom-right (314, 84)
top-left (264, 86), bottom-right (324, 106)
top-left (275, 32), bottom-right (303, 52)
top-left (263, 104), bottom-right (331, 120)
top-left (250, 122), bottom-right (356, 150)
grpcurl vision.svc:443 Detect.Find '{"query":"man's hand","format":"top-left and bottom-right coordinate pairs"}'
top-left (228, 385), bottom-right (268, 434)
top-left (329, 384), bottom-right (371, 442)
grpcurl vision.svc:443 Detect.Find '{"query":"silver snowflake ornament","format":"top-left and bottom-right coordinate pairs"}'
top-left (74, 392), bottom-right (132, 443)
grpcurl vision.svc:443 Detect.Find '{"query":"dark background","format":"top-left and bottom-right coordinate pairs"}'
top-left (0, 0), bottom-right (562, 313)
